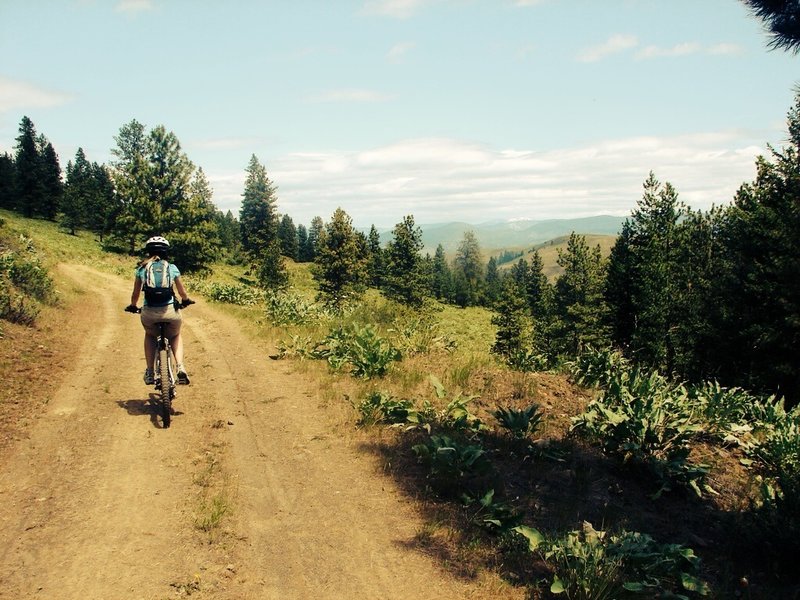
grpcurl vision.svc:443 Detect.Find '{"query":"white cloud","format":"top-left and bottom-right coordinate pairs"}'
top-left (361, 0), bottom-right (432, 19)
top-left (387, 41), bottom-right (416, 63)
top-left (207, 132), bottom-right (765, 227)
top-left (636, 42), bottom-right (744, 60)
top-left (0, 76), bottom-right (73, 113)
top-left (577, 34), bottom-right (639, 63)
top-left (115, 0), bottom-right (153, 15)
top-left (308, 89), bottom-right (393, 103)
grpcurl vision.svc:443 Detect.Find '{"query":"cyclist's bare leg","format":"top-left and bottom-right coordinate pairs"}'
top-left (168, 333), bottom-right (184, 366)
top-left (144, 333), bottom-right (157, 371)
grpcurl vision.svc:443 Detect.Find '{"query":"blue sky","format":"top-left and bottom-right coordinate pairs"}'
top-left (1, 0), bottom-right (798, 228)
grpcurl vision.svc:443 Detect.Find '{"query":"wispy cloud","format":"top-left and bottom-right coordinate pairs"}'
top-left (577, 34), bottom-right (639, 63)
top-left (308, 88), bottom-right (393, 103)
top-left (636, 42), bottom-right (744, 59)
top-left (208, 131), bottom-right (765, 227)
top-left (387, 41), bottom-right (416, 63)
top-left (579, 36), bottom-right (743, 63)
top-left (361, 0), bottom-right (433, 19)
top-left (115, 0), bottom-right (153, 15)
top-left (0, 76), bottom-right (73, 112)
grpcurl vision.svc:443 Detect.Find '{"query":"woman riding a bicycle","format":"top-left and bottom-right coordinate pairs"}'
top-left (126, 236), bottom-right (193, 385)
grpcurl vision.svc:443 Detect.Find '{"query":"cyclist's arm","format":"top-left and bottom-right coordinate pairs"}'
top-left (130, 277), bottom-right (142, 306)
top-left (174, 276), bottom-right (190, 303)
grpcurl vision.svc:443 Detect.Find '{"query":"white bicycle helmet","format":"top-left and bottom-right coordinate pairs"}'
top-left (145, 236), bottom-right (170, 255)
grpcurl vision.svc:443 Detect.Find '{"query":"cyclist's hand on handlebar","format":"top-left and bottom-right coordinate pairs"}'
top-left (124, 304), bottom-right (141, 313)
top-left (180, 298), bottom-right (195, 308)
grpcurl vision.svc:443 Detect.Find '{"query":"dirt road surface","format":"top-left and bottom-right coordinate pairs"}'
top-left (0, 265), bottom-right (503, 600)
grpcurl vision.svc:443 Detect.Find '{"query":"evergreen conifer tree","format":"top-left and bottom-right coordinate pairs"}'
top-left (383, 215), bottom-right (425, 307)
top-left (312, 208), bottom-right (368, 307)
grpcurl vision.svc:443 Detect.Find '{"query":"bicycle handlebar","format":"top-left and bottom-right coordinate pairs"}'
top-left (124, 298), bottom-right (194, 314)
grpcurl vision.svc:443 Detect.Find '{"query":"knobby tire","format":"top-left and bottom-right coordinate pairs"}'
top-left (159, 346), bottom-right (171, 428)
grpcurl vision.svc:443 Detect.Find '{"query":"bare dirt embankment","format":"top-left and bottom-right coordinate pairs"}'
top-left (0, 264), bottom-right (500, 600)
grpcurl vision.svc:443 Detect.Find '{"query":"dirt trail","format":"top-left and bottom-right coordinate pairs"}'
top-left (0, 264), bottom-right (495, 600)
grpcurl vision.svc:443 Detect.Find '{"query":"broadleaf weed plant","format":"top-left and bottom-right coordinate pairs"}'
top-left (513, 521), bottom-right (709, 599)
top-left (493, 404), bottom-right (544, 440)
top-left (571, 368), bottom-right (712, 498)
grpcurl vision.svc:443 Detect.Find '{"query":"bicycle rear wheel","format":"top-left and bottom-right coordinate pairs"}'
top-left (158, 346), bottom-right (171, 428)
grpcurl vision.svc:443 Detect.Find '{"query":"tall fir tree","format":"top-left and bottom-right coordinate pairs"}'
top-left (277, 214), bottom-right (299, 260)
top-left (168, 168), bottom-right (221, 272)
top-left (453, 230), bottom-right (484, 307)
top-left (296, 224), bottom-right (309, 262)
top-left (605, 172), bottom-right (686, 371)
top-left (61, 148), bottom-right (92, 234)
top-left (711, 93), bottom-right (800, 403)
top-left (38, 138), bottom-right (63, 221)
top-left (312, 208), bottom-right (368, 307)
top-left (14, 116), bottom-right (42, 218)
top-left (0, 153), bottom-right (16, 210)
top-left (552, 233), bottom-right (609, 357)
top-left (430, 244), bottom-right (453, 302)
top-left (484, 256), bottom-right (502, 306)
top-left (239, 155), bottom-right (285, 287)
top-left (491, 277), bottom-right (533, 364)
top-left (383, 215), bottom-right (425, 307)
top-left (366, 225), bottom-right (384, 287)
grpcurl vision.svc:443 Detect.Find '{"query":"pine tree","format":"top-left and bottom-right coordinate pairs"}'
top-left (296, 224), bottom-right (309, 262)
top-left (86, 162), bottom-right (119, 243)
top-left (304, 216), bottom-right (324, 262)
top-left (430, 244), bottom-right (453, 302)
top-left (485, 256), bottom-right (502, 305)
top-left (491, 277), bottom-right (532, 364)
top-left (14, 116), bottom-right (42, 218)
top-left (552, 233), bottom-right (609, 357)
top-left (526, 250), bottom-right (553, 322)
top-left (61, 148), bottom-right (92, 234)
top-left (711, 93), bottom-right (800, 403)
top-left (366, 225), bottom-right (384, 287)
top-left (109, 119), bottom-right (157, 252)
top-left (278, 214), bottom-right (299, 260)
top-left (215, 210), bottom-right (242, 261)
top-left (312, 208), bottom-right (368, 307)
top-left (453, 230), bottom-right (484, 306)
top-left (38, 138), bottom-right (62, 221)
top-left (239, 155), bottom-right (285, 287)
top-left (383, 215), bottom-right (425, 307)
top-left (605, 172), bottom-right (686, 371)
top-left (109, 119), bottom-right (219, 270)
top-left (0, 153), bottom-right (16, 210)
top-left (239, 154), bottom-right (278, 259)
top-left (168, 168), bottom-right (221, 272)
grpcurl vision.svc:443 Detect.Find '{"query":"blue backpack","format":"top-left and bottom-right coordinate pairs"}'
top-left (143, 259), bottom-right (174, 306)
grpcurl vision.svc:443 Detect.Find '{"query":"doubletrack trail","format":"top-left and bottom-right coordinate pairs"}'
top-left (0, 264), bottom-right (505, 599)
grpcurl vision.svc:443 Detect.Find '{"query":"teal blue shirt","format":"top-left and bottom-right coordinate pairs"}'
top-left (135, 260), bottom-right (181, 307)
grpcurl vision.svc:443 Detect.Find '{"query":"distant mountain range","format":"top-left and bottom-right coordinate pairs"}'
top-left (377, 215), bottom-right (625, 256)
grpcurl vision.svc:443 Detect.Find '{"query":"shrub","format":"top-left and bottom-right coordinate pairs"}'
top-left (355, 390), bottom-right (415, 427)
top-left (493, 404), bottom-right (543, 440)
top-left (569, 346), bottom-right (630, 389)
top-left (412, 434), bottom-right (493, 498)
top-left (514, 521), bottom-right (708, 599)
top-left (265, 290), bottom-right (327, 325)
top-left (202, 282), bottom-right (265, 306)
top-left (572, 368), bottom-right (712, 498)
top-left (311, 324), bottom-right (401, 378)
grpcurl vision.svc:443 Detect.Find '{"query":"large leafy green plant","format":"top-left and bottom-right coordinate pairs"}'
top-left (572, 368), bottom-right (712, 498)
top-left (514, 522), bottom-right (708, 599)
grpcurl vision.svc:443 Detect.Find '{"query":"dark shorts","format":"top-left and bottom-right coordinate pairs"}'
top-left (140, 304), bottom-right (182, 338)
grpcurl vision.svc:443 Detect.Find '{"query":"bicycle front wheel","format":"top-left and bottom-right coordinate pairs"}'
top-left (158, 346), bottom-right (171, 428)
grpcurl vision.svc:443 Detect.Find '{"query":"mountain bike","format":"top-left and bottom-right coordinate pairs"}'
top-left (125, 300), bottom-right (193, 428)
